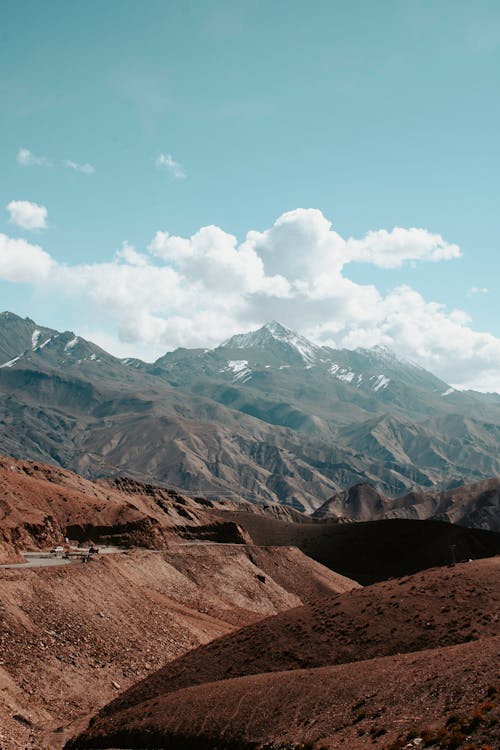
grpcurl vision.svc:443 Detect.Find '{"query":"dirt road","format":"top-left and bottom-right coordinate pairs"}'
top-left (0, 547), bottom-right (123, 569)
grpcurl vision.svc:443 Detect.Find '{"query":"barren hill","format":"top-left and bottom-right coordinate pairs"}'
top-left (313, 478), bottom-right (500, 531)
top-left (2, 455), bottom-right (499, 582)
top-left (0, 455), bottom-right (249, 563)
top-left (214, 508), bottom-right (500, 582)
top-left (69, 557), bottom-right (500, 750)
top-left (87, 556), bottom-right (500, 721)
top-left (0, 544), bottom-right (356, 750)
top-left (66, 638), bottom-right (500, 750)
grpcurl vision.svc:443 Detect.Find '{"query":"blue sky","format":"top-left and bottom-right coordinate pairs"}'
top-left (1, 1), bottom-right (500, 389)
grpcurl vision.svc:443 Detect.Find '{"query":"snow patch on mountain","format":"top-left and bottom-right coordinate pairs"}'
top-left (34, 336), bottom-right (53, 352)
top-left (371, 374), bottom-right (391, 391)
top-left (31, 329), bottom-right (41, 348)
top-left (0, 355), bottom-right (21, 368)
top-left (329, 363), bottom-right (356, 383)
top-left (64, 336), bottom-right (78, 352)
top-left (223, 359), bottom-right (252, 383)
top-left (442, 387), bottom-right (455, 397)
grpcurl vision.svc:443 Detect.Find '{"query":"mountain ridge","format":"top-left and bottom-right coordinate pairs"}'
top-left (2, 311), bottom-right (500, 514)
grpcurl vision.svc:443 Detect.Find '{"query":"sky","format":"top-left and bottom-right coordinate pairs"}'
top-left (1, 0), bottom-right (500, 390)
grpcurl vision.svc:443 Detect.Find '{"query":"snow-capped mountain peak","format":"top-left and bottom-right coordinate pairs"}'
top-left (219, 321), bottom-right (321, 364)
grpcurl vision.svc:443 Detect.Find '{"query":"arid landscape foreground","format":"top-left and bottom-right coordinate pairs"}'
top-left (0, 456), bottom-right (499, 749)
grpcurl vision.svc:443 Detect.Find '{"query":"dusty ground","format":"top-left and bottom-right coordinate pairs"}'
top-left (0, 544), bottom-right (356, 750)
top-left (72, 557), bottom-right (500, 749)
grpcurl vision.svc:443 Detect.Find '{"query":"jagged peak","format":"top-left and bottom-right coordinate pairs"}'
top-left (0, 311), bottom-right (31, 323)
top-left (219, 321), bottom-right (321, 364)
top-left (355, 344), bottom-right (398, 360)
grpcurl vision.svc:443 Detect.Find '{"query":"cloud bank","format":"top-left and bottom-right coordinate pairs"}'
top-left (0, 207), bottom-right (498, 391)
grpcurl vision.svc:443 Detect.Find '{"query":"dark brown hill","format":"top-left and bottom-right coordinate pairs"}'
top-left (66, 637), bottom-right (500, 750)
top-left (87, 556), bottom-right (500, 725)
top-left (214, 508), bottom-right (500, 582)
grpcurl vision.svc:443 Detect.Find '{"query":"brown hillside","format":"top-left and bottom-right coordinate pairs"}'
top-left (67, 637), bottom-right (500, 750)
top-left (0, 545), bottom-right (356, 750)
top-left (90, 556), bottom-right (500, 724)
top-left (0, 456), bottom-right (244, 563)
top-left (313, 477), bottom-right (500, 531)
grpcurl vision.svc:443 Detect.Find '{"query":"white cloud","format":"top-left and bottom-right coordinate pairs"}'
top-left (115, 241), bottom-right (149, 266)
top-left (345, 226), bottom-right (461, 268)
top-left (0, 234), bottom-right (54, 282)
top-left (64, 159), bottom-right (95, 175)
top-left (7, 200), bottom-right (48, 230)
top-left (468, 286), bottom-right (489, 295)
top-left (16, 147), bottom-right (95, 174)
top-left (17, 147), bottom-right (51, 167)
top-left (2, 208), bottom-right (500, 391)
top-left (155, 153), bottom-right (186, 179)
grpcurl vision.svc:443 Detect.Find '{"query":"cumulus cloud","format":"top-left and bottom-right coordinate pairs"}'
top-left (7, 200), bottom-right (48, 230)
top-left (1, 208), bottom-right (499, 390)
top-left (115, 241), bottom-right (149, 267)
top-left (64, 159), bottom-right (95, 175)
top-left (17, 147), bottom-right (51, 167)
top-left (155, 153), bottom-right (186, 179)
top-left (0, 234), bottom-right (54, 282)
top-left (345, 227), bottom-right (462, 268)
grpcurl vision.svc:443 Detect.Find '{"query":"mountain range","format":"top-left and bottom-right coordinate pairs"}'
top-left (2, 310), bottom-right (500, 514)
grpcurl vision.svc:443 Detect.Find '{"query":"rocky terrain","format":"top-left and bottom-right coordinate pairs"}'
top-left (3, 312), bottom-right (500, 513)
top-left (0, 455), bottom-right (248, 564)
top-left (0, 531), bottom-right (356, 748)
top-left (68, 557), bottom-right (500, 749)
top-left (0, 456), bottom-right (499, 748)
top-left (313, 478), bottom-right (500, 531)
top-left (2, 455), bottom-right (499, 582)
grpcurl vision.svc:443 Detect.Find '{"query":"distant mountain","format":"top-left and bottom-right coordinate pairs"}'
top-left (1, 312), bottom-right (500, 517)
top-left (312, 479), bottom-right (500, 532)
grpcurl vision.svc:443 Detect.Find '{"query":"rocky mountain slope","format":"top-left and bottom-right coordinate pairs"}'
top-left (0, 455), bottom-right (250, 563)
top-left (313, 478), bottom-right (500, 531)
top-left (2, 312), bottom-right (500, 512)
top-left (2, 455), bottom-right (499, 581)
top-left (68, 557), bottom-right (500, 749)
